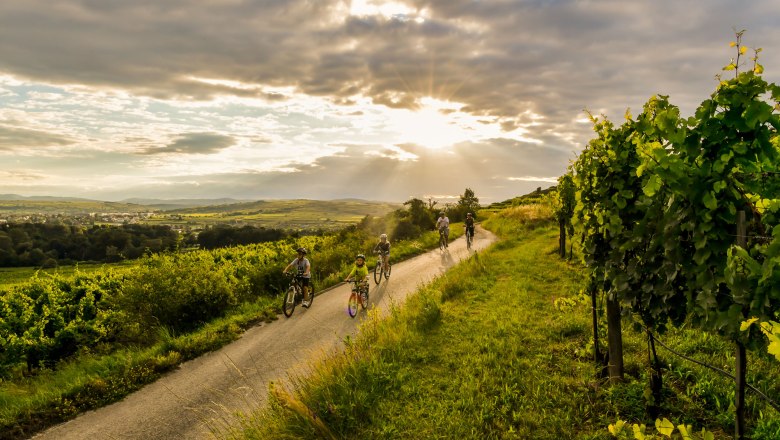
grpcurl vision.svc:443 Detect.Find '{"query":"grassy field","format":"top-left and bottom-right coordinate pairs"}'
top-left (146, 199), bottom-right (399, 230)
top-left (230, 205), bottom-right (780, 439)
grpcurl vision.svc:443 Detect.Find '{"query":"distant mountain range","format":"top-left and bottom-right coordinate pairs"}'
top-left (0, 195), bottom-right (399, 216)
top-left (0, 194), bottom-right (99, 202)
top-left (120, 197), bottom-right (252, 210)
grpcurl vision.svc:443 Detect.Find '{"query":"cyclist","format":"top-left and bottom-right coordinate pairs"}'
top-left (435, 211), bottom-right (450, 248)
top-left (283, 247), bottom-right (312, 307)
top-left (344, 253), bottom-right (369, 294)
top-left (373, 233), bottom-right (391, 272)
top-left (465, 212), bottom-right (475, 242)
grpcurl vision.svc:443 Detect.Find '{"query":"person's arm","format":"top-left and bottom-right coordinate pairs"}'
top-left (345, 266), bottom-right (356, 281)
top-left (282, 259), bottom-right (293, 273)
top-left (303, 259), bottom-right (311, 277)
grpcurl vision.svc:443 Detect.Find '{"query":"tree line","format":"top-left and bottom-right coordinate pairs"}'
top-left (0, 188), bottom-right (481, 268)
top-left (0, 223), bottom-right (179, 267)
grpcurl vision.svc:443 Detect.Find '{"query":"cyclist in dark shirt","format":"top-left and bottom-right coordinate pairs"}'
top-left (465, 212), bottom-right (475, 241)
top-left (373, 233), bottom-right (391, 272)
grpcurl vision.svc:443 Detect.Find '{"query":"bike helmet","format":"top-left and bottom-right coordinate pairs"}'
top-left (380, 233), bottom-right (387, 240)
top-left (296, 247), bottom-right (308, 255)
top-left (356, 254), bottom-right (365, 260)
top-left (466, 212), bottom-right (472, 217)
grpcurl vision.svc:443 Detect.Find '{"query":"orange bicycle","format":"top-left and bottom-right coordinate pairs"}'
top-left (347, 278), bottom-right (369, 318)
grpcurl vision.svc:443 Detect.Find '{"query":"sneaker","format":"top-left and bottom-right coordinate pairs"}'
top-left (302, 299), bottom-right (310, 308)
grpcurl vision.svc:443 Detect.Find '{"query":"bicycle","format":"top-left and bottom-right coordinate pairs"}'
top-left (347, 278), bottom-right (369, 318)
top-left (373, 252), bottom-right (391, 284)
top-left (465, 226), bottom-right (474, 250)
top-left (282, 271), bottom-right (312, 317)
top-left (438, 227), bottom-right (449, 250)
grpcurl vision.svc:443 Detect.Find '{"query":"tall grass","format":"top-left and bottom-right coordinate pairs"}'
top-left (229, 205), bottom-right (780, 439)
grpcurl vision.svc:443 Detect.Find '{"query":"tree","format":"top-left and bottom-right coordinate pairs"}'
top-left (451, 188), bottom-right (480, 221)
top-left (402, 198), bottom-right (435, 230)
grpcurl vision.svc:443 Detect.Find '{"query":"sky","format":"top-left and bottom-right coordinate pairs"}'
top-left (0, 0), bottom-right (779, 204)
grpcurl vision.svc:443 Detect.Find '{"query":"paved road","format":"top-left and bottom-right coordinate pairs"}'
top-left (32, 226), bottom-right (496, 440)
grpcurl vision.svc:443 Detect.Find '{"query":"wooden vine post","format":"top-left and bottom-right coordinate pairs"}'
top-left (735, 210), bottom-right (747, 439)
top-left (606, 293), bottom-right (624, 382)
top-left (590, 284), bottom-right (601, 364)
top-left (559, 218), bottom-right (566, 258)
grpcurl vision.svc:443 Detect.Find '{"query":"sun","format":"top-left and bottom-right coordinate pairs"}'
top-left (387, 97), bottom-right (501, 149)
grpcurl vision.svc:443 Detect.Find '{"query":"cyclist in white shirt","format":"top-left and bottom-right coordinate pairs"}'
top-left (282, 247), bottom-right (312, 307)
top-left (435, 212), bottom-right (450, 248)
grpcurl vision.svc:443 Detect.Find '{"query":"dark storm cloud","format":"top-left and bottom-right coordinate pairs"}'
top-left (0, 125), bottom-right (75, 150)
top-left (2, 0), bottom-right (777, 133)
top-left (139, 132), bottom-right (236, 155)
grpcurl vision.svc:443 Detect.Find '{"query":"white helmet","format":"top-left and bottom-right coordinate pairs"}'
top-left (380, 233), bottom-right (387, 240)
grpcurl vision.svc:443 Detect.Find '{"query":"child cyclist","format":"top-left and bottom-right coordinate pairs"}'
top-left (282, 247), bottom-right (312, 307)
top-left (344, 253), bottom-right (369, 296)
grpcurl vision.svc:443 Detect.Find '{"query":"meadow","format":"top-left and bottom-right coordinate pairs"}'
top-left (231, 205), bottom-right (780, 439)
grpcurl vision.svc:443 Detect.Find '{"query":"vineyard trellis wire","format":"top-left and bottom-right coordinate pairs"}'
top-left (556, 31), bottom-right (780, 439)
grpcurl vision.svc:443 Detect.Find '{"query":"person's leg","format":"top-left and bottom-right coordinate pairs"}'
top-left (302, 278), bottom-right (310, 302)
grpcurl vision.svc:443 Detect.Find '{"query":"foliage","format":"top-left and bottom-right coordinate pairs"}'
top-left (553, 173), bottom-right (575, 234)
top-left (0, 271), bottom-right (124, 372)
top-left (741, 318), bottom-right (780, 362)
top-left (195, 225), bottom-right (287, 249)
top-left (447, 187), bottom-right (481, 221)
top-left (569, 35), bottom-right (780, 350)
top-left (0, 223), bottom-right (179, 267)
top-left (609, 418), bottom-right (715, 440)
top-left (0, 190), bottom-right (470, 368)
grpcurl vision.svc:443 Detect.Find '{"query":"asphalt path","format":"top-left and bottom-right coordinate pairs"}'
top-left (31, 226), bottom-right (496, 440)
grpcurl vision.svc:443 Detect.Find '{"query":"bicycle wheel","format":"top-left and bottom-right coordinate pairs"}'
top-left (466, 232), bottom-right (472, 250)
top-left (348, 291), bottom-right (358, 318)
top-left (360, 285), bottom-right (369, 309)
top-left (282, 285), bottom-right (297, 317)
top-left (384, 262), bottom-right (391, 279)
top-left (374, 260), bottom-right (382, 284)
top-left (439, 233), bottom-right (445, 250)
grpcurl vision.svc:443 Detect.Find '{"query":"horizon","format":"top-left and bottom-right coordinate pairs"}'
top-left (1, 1), bottom-right (779, 203)
top-left (0, 190), bottom-right (533, 206)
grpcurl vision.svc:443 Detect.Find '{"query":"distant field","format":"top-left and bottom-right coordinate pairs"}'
top-left (147, 199), bottom-right (399, 230)
top-left (0, 262), bottom-right (134, 288)
top-left (0, 200), bottom-right (149, 215)
top-left (0, 198), bottom-right (399, 230)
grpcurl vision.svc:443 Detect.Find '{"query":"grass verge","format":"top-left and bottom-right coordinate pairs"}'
top-left (228, 206), bottom-right (780, 439)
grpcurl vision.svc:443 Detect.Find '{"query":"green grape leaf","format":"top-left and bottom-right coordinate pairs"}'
top-left (656, 418), bottom-right (675, 436)
top-left (702, 192), bottom-right (718, 210)
top-left (643, 174), bottom-right (663, 197)
top-left (740, 317), bottom-right (759, 331)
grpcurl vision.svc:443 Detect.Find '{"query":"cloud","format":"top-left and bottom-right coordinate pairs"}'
top-left (0, 124), bottom-right (75, 150)
top-left (139, 132), bottom-right (237, 155)
top-left (65, 137), bottom-right (570, 202)
top-left (0, 169), bottom-right (47, 181)
top-left (1, 0), bottom-right (775, 126)
top-left (0, 1), bottom-right (778, 202)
